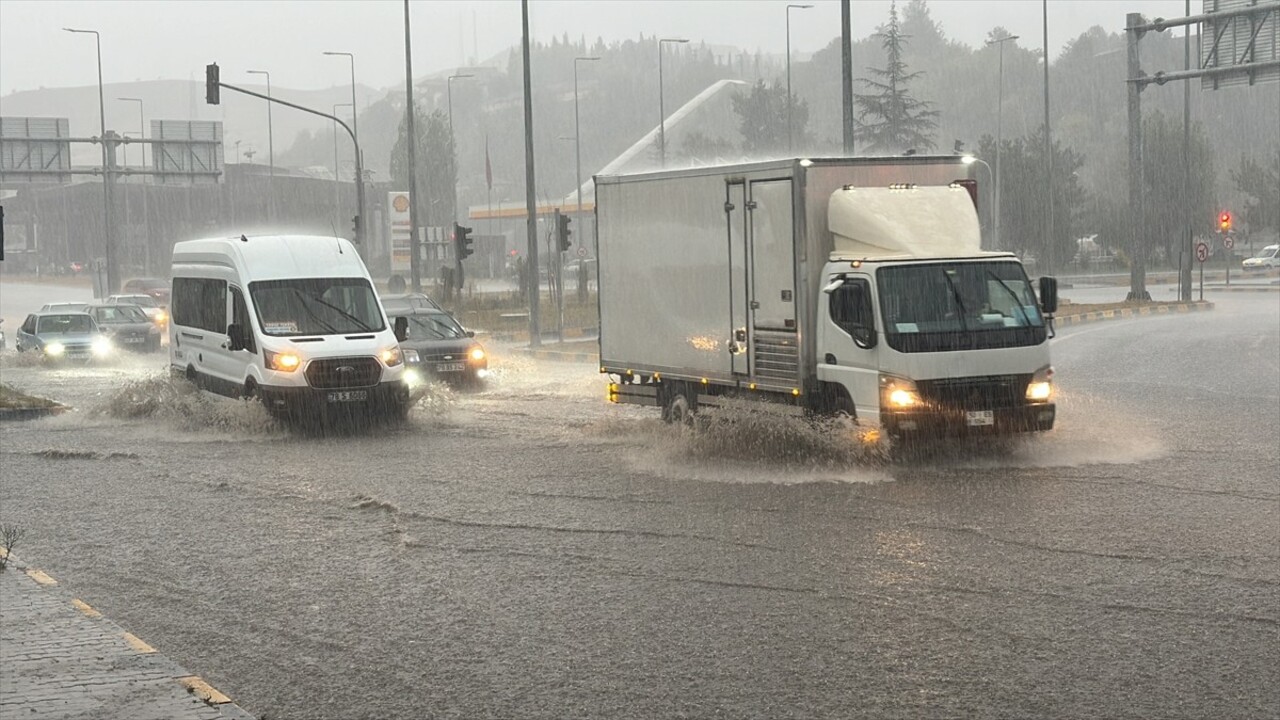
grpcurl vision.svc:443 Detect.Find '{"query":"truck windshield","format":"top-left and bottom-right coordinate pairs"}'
top-left (250, 278), bottom-right (385, 337)
top-left (877, 261), bottom-right (1046, 353)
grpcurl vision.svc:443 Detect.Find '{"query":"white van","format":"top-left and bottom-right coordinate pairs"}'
top-left (169, 235), bottom-right (411, 421)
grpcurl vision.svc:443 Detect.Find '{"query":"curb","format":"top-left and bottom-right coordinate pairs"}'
top-left (0, 404), bottom-right (70, 422)
top-left (1203, 284), bottom-right (1280, 293)
top-left (516, 347), bottom-right (598, 363)
top-left (0, 551), bottom-right (255, 719)
top-left (1055, 300), bottom-right (1214, 328)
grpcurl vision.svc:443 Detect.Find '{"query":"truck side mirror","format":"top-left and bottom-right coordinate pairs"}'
top-left (226, 323), bottom-right (245, 351)
top-left (852, 325), bottom-right (877, 350)
top-left (1038, 276), bottom-right (1059, 315)
top-left (394, 316), bottom-right (409, 342)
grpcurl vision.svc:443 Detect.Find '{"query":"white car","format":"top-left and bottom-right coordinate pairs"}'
top-left (105, 294), bottom-right (169, 327)
top-left (1241, 244), bottom-right (1280, 272)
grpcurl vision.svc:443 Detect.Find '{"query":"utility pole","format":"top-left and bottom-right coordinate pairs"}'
top-left (1041, 0), bottom-right (1054, 277)
top-left (574, 56), bottom-right (600, 258)
top-left (841, 0), bottom-right (854, 155)
top-left (247, 69), bottom-right (275, 223)
top-left (987, 33), bottom-right (1019, 251)
top-left (522, 0), bottom-right (541, 346)
top-left (1181, 0), bottom-right (1193, 302)
top-left (403, 0), bottom-right (423, 293)
top-left (1127, 12), bottom-right (1148, 301)
top-left (64, 27), bottom-right (115, 295)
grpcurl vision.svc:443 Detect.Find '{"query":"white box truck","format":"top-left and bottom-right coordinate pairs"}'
top-left (169, 234), bottom-right (412, 422)
top-left (597, 156), bottom-right (1058, 437)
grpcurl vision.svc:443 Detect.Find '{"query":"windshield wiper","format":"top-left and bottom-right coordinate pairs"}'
top-left (940, 269), bottom-right (969, 334)
top-left (985, 269), bottom-right (1034, 327)
top-left (295, 290), bottom-right (374, 332)
top-left (287, 288), bottom-right (340, 334)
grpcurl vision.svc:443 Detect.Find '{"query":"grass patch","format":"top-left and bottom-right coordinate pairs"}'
top-left (0, 383), bottom-right (60, 410)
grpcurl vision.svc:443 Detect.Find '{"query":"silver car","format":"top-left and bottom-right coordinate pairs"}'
top-left (14, 311), bottom-right (113, 362)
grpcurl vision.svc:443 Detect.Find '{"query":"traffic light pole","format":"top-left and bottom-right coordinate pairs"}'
top-left (207, 70), bottom-right (365, 248)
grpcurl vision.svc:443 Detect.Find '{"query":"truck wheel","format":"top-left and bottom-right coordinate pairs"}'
top-left (661, 385), bottom-right (696, 425)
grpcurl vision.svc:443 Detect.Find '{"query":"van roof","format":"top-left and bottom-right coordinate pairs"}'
top-left (171, 235), bottom-right (367, 282)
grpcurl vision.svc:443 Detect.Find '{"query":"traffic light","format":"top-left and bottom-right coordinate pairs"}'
top-left (206, 63), bottom-right (220, 105)
top-left (454, 222), bottom-right (474, 260)
top-left (1218, 210), bottom-right (1232, 233)
top-left (557, 212), bottom-right (572, 253)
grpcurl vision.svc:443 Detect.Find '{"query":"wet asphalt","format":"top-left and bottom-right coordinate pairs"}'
top-left (0, 288), bottom-right (1276, 720)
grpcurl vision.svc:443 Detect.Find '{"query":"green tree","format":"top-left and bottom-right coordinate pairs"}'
top-left (681, 131), bottom-right (739, 165)
top-left (1139, 112), bottom-right (1217, 265)
top-left (731, 79), bottom-right (808, 156)
top-left (979, 128), bottom-right (1085, 268)
top-left (1231, 149), bottom-right (1280, 236)
top-left (389, 105), bottom-right (456, 229)
top-left (854, 0), bottom-right (939, 153)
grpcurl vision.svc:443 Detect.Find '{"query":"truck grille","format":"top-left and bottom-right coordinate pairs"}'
top-left (305, 356), bottom-right (382, 389)
top-left (753, 331), bottom-right (800, 382)
top-left (915, 374), bottom-right (1031, 410)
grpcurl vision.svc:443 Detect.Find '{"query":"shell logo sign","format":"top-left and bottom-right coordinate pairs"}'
top-left (392, 194), bottom-right (410, 213)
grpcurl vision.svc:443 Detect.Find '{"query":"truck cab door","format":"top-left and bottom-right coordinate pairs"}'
top-left (817, 276), bottom-right (881, 420)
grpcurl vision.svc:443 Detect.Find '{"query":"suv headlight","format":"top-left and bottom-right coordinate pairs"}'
top-left (879, 373), bottom-right (921, 408)
top-left (92, 336), bottom-right (113, 356)
top-left (45, 342), bottom-right (66, 356)
top-left (469, 346), bottom-right (486, 362)
top-left (265, 349), bottom-right (301, 372)
top-left (1026, 365), bottom-right (1054, 401)
top-left (380, 346), bottom-right (403, 367)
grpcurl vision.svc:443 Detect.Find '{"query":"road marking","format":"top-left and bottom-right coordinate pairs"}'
top-left (71, 599), bottom-right (103, 618)
top-left (122, 631), bottom-right (157, 654)
top-left (176, 676), bottom-right (232, 704)
top-left (25, 568), bottom-right (57, 586)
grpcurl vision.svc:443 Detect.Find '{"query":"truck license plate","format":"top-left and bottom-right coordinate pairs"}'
top-left (966, 410), bottom-right (995, 427)
top-left (327, 390), bottom-right (368, 403)
top-left (436, 362), bottom-right (465, 372)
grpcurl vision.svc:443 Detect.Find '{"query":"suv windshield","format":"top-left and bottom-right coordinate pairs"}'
top-left (877, 261), bottom-right (1046, 353)
top-left (117, 295), bottom-right (158, 308)
top-left (250, 278), bottom-right (385, 336)
top-left (38, 314), bottom-right (94, 334)
top-left (94, 306), bottom-right (149, 324)
top-left (408, 313), bottom-right (467, 340)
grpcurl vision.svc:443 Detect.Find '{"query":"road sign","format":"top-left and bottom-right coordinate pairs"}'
top-left (1223, 235), bottom-right (1235, 250)
top-left (1196, 241), bottom-right (1210, 263)
top-left (576, 245), bottom-right (588, 258)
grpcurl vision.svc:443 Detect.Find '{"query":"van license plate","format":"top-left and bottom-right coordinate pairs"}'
top-left (966, 410), bottom-right (995, 427)
top-left (436, 362), bottom-right (465, 372)
top-left (327, 390), bottom-right (368, 403)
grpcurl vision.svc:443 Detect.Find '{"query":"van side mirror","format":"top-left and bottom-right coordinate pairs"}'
top-left (394, 316), bottom-right (409, 342)
top-left (226, 323), bottom-right (246, 351)
top-left (1038, 276), bottom-right (1059, 315)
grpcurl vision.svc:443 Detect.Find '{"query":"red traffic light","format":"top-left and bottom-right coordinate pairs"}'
top-left (1219, 211), bottom-right (1232, 232)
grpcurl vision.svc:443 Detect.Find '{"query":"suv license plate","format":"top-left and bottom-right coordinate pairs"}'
top-left (327, 390), bottom-right (368, 403)
top-left (437, 362), bottom-right (465, 372)
top-left (966, 410), bottom-right (995, 427)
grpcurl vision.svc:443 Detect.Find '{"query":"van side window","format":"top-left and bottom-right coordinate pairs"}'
top-left (172, 277), bottom-right (227, 333)
top-left (230, 287), bottom-right (256, 354)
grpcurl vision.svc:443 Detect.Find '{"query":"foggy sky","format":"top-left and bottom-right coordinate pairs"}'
top-left (2, 0), bottom-right (1194, 95)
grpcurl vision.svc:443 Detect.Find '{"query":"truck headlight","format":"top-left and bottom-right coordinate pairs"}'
top-left (92, 337), bottom-right (113, 357)
top-left (45, 342), bottom-right (66, 356)
top-left (879, 374), bottom-right (921, 408)
top-left (1026, 365), bottom-right (1054, 402)
top-left (380, 346), bottom-right (403, 367)
top-left (265, 349), bottom-right (301, 372)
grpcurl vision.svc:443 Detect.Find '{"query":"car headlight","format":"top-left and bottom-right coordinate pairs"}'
top-left (879, 374), bottom-right (921, 408)
top-left (403, 348), bottom-right (420, 364)
top-left (469, 346), bottom-right (486, 362)
top-left (265, 348), bottom-right (301, 372)
top-left (92, 337), bottom-right (113, 356)
top-left (1026, 365), bottom-right (1054, 402)
top-left (154, 310), bottom-right (169, 324)
top-left (380, 346), bottom-right (403, 367)
top-left (44, 342), bottom-right (66, 356)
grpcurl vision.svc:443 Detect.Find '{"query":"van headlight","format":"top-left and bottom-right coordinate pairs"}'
top-left (265, 349), bottom-right (301, 372)
top-left (92, 337), bottom-right (113, 357)
top-left (44, 342), bottom-right (66, 356)
top-left (380, 346), bottom-right (403, 367)
top-left (1026, 365), bottom-right (1054, 402)
top-left (879, 373), bottom-right (921, 408)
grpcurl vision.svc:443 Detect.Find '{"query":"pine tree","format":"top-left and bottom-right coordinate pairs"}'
top-left (854, 0), bottom-right (939, 153)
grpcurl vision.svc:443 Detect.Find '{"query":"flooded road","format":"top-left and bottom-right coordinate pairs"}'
top-left (1, 292), bottom-right (1277, 719)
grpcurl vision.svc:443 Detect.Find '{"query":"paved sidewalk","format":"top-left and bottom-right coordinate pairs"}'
top-left (0, 553), bottom-right (253, 720)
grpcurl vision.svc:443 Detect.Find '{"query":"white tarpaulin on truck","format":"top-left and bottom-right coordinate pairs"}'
top-left (828, 185), bottom-right (981, 259)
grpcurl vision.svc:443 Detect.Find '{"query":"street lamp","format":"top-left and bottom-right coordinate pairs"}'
top-left (573, 56), bottom-right (600, 255)
top-left (657, 37), bottom-right (688, 168)
top-left (118, 97), bottom-right (144, 168)
top-left (962, 155), bottom-right (995, 246)
top-left (985, 33), bottom-right (1018, 250)
top-left (246, 69), bottom-right (274, 223)
top-left (786, 4), bottom-right (813, 153)
top-left (65, 27), bottom-right (115, 296)
top-left (333, 102), bottom-right (354, 233)
top-left (447, 73), bottom-right (474, 227)
top-left (324, 51), bottom-right (362, 248)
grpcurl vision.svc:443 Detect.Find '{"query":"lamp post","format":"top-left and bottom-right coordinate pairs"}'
top-left (1041, 0), bottom-right (1054, 276)
top-left (64, 27), bottom-right (115, 296)
top-left (118, 97), bottom-right (144, 167)
top-left (985, 33), bottom-right (1018, 250)
top-left (962, 155), bottom-right (995, 246)
top-left (447, 73), bottom-right (474, 226)
top-left (333, 102), bottom-right (353, 234)
top-left (574, 56), bottom-right (600, 255)
top-left (324, 51), bottom-right (363, 250)
top-left (657, 37), bottom-right (688, 168)
top-left (247, 69), bottom-right (275, 223)
top-left (119, 96), bottom-right (151, 271)
top-left (786, 4), bottom-right (813, 153)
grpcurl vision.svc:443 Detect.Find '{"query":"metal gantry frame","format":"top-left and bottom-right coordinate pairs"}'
top-left (1124, 1), bottom-right (1279, 302)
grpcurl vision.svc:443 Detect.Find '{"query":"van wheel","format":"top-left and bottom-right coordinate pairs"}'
top-left (661, 384), bottom-right (696, 425)
top-left (243, 379), bottom-right (258, 400)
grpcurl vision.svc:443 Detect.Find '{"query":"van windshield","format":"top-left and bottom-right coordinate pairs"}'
top-left (250, 278), bottom-right (385, 336)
